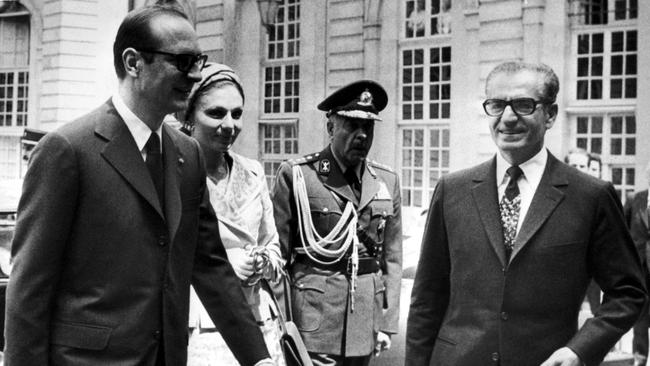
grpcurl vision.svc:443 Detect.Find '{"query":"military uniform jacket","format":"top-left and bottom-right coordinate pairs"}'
top-left (271, 146), bottom-right (402, 356)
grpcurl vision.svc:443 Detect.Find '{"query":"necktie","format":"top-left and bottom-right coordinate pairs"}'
top-left (145, 132), bottom-right (164, 209)
top-left (344, 168), bottom-right (361, 201)
top-left (499, 166), bottom-right (523, 260)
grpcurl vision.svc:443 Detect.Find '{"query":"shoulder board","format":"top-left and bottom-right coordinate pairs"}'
top-left (288, 152), bottom-right (321, 166)
top-left (367, 159), bottom-right (394, 173)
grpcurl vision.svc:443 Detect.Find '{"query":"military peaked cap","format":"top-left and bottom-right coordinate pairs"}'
top-left (317, 80), bottom-right (388, 121)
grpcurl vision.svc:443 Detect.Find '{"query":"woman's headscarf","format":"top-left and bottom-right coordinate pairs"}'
top-left (177, 62), bottom-right (244, 135)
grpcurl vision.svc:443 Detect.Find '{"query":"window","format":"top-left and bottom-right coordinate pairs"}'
top-left (260, 122), bottom-right (299, 187)
top-left (569, 0), bottom-right (637, 25)
top-left (404, 0), bottom-right (451, 38)
top-left (611, 166), bottom-right (635, 202)
top-left (399, 44), bottom-right (451, 207)
top-left (400, 127), bottom-right (449, 207)
top-left (260, 0), bottom-right (301, 181)
top-left (263, 64), bottom-right (299, 114)
top-left (262, 0), bottom-right (300, 116)
top-left (575, 30), bottom-right (636, 100)
top-left (573, 113), bottom-right (636, 202)
top-left (0, 14), bottom-right (30, 179)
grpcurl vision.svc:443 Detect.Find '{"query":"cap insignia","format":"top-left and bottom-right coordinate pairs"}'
top-left (358, 89), bottom-right (373, 107)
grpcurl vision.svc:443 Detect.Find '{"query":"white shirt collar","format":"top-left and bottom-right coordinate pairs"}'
top-left (112, 94), bottom-right (162, 155)
top-left (496, 148), bottom-right (548, 190)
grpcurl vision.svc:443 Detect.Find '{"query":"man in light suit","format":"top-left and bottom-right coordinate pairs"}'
top-left (4, 5), bottom-right (273, 366)
top-left (405, 61), bottom-right (647, 366)
top-left (625, 162), bottom-right (650, 366)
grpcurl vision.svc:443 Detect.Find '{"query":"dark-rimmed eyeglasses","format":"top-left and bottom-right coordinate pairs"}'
top-left (482, 98), bottom-right (547, 117)
top-left (138, 48), bottom-right (208, 74)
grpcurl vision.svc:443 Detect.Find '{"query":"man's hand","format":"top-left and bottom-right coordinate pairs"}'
top-left (540, 347), bottom-right (584, 366)
top-left (374, 331), bottom-right (392, 357)
top-left (226, 247), bottom-right (255, 280)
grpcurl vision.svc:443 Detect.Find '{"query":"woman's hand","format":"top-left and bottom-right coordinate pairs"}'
top-left (226, 247), bottom-right (256, 281)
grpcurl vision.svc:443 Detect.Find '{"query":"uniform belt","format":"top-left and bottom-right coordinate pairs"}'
top-left (294, 255), bottom-right (380, 275)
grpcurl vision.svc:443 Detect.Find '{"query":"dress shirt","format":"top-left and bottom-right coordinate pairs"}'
top-left (496, 148), bottom-right (548, 235)
top-left (112, 94), bottom-right (162, 161)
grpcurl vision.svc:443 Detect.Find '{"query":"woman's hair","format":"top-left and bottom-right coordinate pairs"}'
top-left (177, 63), bottom-right (244, 135)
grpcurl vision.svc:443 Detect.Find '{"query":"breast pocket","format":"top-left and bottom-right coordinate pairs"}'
top-left (309, 197), bottom-right (344, 236)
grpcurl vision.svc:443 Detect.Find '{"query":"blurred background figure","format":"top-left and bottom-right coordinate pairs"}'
top-left (565, 148), bottom-right (590, 174)
top-left (177, 63), bottom-right (285, 366)
top-left (625, 162), bottom-right (650, 366)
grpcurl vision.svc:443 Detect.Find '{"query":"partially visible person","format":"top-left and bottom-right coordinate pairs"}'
top-left (587, 153), bottom-right (602, 179)
top-left (176, 63), bottom-right (286, 366)
top-left (272, 80), bottom-right (402, 366)
top-left (625, 162), bottom-right (650, 366)
top-left (565, 148), bottom-right (602, 314)
top-left (565, 148), bottom-right (590, 174)
top-left (406, 61), bottom-right (646, 366)
top-left (4, 6), bottom-right (272, 366)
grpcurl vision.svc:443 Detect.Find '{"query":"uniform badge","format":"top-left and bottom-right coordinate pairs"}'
top-left (319, 159), bottom-right (331, 174)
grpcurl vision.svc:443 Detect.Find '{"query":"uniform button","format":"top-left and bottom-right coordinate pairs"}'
top-left (153, 330), bottom-right (161, 340)
top-left (323, 207), bottom-right (329, 212)
top-left (491, 352), bottom-right (499, 361)
top-left (297, 283), bottom-right (304, 288)
top-left (501, 311), bottom-right (508, 320)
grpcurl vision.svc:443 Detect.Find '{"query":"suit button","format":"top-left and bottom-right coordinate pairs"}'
top-left (501, 311), bottom-right (508, 320)
top-left (153, 330), bottom-right (161, 340)
top-left (491, 352), bottom-right (499, 361)
top-left (158, 235), bottom-right (167, 246)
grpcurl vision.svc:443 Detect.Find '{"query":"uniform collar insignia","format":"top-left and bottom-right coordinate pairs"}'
top-left (319, 159), bottom-right (331, 175)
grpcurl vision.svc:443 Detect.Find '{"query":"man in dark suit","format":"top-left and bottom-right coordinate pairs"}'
top-left (625, 163), bottom-right (650, 366)
top-left (405, 61), bottom-right (647, 366)
top-left (4, 6), bottom-right (273, 366)
top-left (272, 80), bottom-right (402, 366)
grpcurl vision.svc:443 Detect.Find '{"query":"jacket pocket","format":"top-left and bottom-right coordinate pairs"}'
top-left (51, 321), bottom-right (113, 350)
top-left (292, 275), bottom-right (327, 332)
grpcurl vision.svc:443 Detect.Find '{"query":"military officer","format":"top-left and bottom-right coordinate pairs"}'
top-left (271, 80), bottom-right (402, 366)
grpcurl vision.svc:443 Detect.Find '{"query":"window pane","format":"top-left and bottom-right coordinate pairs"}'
top-left (577, 117), bottom-right (588, 133)
top-left (592, 138), bottom-right (602, 154)
top-left (577, 58), bottom-right (589, 77)
top-left (610, 79), bottom-right (622, 98)
top-left (611, 55), bottom-right (623, 75)
top-left (610, 139), bottom-right (621, 155)
top-left (592, 117), bottom-right (603, 133)
top-left (612, 32), bottom-right (624, 52)
top-left (592, 56), bottom-right (603, 76)
top-left (592, 33), bottom-right (604, 53)
top-left (611, 116), bottom-right (622, 133)
top-left (590, 80), bottom-right (602, 99)
top-left (626, 116), bottom-right (636, 133)
top-left (625, 79), bottom-right (636, 98)
top-left (626, 138), bottom-right (635, 155)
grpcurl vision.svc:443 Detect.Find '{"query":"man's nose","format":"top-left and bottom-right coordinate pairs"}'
top-left (500, 105), bottom-right (518, 122)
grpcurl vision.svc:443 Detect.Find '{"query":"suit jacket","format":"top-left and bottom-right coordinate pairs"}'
top-left (271, 146), bottom-right (402, 356)
top-left (625, 190), bottom-right (650, 271)
top-left (406, 152), bottom-right (646, 366)
top-left (4, 101), bottom-right (269, 365)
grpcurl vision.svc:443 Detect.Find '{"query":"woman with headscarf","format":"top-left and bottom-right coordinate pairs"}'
top-left (180, 63), bottom-right (285, 366)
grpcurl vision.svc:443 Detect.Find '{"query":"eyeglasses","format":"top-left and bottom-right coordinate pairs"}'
top-left (482, 98), bottom-right (547, 117)
top-left (209, 107), bottom-right (243, 120)
top-left (138, 48), bottom-right (208, 73)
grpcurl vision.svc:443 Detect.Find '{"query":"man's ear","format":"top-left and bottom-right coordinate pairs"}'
top-left (122, 48), bottom-right (140, 78)
top-left (545, 103), bottom-right (558, 130)
top-left (326, 120), bottom-right (334, 137)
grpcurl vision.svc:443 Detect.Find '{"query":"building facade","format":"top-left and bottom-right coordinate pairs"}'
top-left (1, 0), bottom-right (648, 222)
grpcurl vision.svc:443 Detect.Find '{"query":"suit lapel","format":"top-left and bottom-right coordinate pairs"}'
top-left (510, 155), bottom-right (566, 261)
top-left (358, 163), bottom-right (380, 210)
top-left (97, 101), bottom-right (164, 219)
top-left (470, 158), bottom-right (508, 267)
top-left (162, 125), bottom-right (182, 241)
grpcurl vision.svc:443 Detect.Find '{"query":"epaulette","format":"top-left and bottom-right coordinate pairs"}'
top-left (367, 159), bottom-right (394, 173)
top-left (288, 152), bottom-right (321, 166)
